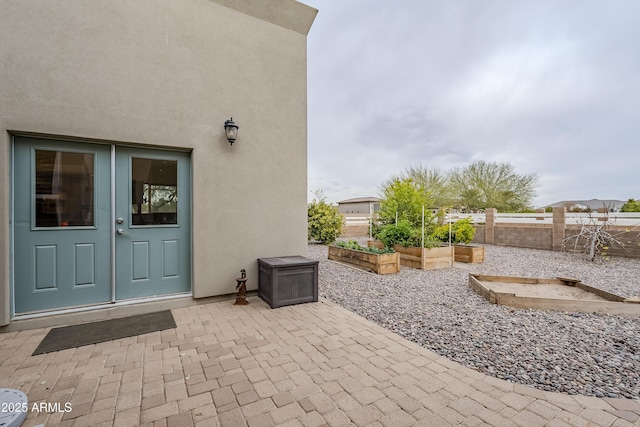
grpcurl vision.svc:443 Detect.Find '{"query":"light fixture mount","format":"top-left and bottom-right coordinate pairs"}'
top-left (224, 117), bottom-right (239, 145)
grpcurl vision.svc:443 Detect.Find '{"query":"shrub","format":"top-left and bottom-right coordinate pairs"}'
top-left (308, 196), bottom-right (343, 244)
top-left (621, 199), bottom-right (640, 212)
top-left (433, 217), bottom-right (476, 244)
top-left (376, 219), bottom-right (445, 248)
top-left (376, 220), bottom-right (416, 247)
top-left (453, 218), bottom-right (476, 244)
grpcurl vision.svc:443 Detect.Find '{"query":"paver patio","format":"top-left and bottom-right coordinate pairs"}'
top-left (1, 297), bottom-right (639, 426)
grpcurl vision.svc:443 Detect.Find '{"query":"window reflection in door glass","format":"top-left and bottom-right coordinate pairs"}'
top-left (35, 150), bottom-right (95, 227)
top-left (131, 158), bottom-right (178, 225)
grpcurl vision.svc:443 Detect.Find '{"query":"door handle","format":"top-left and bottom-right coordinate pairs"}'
top-left (116, 228), bottom-right (126, 235)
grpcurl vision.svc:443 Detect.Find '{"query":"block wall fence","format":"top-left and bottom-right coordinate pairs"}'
top-left (340, 225), bottom-right (370, 238)
top-left (473, 208), bottom-right (640, 259)
top-left (341, 208), bottom-right (640, 259)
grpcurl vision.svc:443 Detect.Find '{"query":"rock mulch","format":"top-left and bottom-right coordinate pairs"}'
top-left (308, 242), bottom-right (640, 400)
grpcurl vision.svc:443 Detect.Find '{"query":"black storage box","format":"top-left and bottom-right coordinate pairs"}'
top-left (258, 256), bottom-right (319, 308)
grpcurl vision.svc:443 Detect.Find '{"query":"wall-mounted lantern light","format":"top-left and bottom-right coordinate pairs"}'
top-left (224, 117), bottom-right (239, 145)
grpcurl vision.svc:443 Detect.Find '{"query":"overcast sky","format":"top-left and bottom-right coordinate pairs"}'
top-left (303, 0), bottom-right (640, 208)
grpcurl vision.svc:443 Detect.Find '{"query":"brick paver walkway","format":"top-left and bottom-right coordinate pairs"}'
top-left (1, 297), bottom-right (639, 426)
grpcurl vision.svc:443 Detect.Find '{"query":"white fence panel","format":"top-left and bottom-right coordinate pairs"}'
top-left (566, 212), bottom-right (640, 227)
top-left (445, 212), bottom-right (640, 227)
top-left (346, 212), bottom-right (640, 227)
top-left (446, 213), bottom-right (487, 224)
top-left (342, 214), bottom-right (371, 226)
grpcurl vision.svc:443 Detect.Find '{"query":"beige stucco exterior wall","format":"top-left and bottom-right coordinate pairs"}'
top-left (0, 0), bottom-right (317, 325)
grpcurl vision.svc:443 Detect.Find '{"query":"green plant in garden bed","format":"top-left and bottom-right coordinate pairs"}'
top-left (433, 217), bottom-right (476, 245)
top-left (335, 240), bottom-right (394, 254)
top-left (376, 219), bottom-right (416, 247)
top-left (376, 219), bottom-right (443, 248)
top-left (421, 238), bottom-right (444, 248)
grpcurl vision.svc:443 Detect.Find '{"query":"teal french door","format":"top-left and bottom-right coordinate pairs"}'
top-left (114, 147), bottom-right (191, 300)
top-left (14, 138), bottom-right (111, 313)
top-left (13, 137), bottom-right (191, 314)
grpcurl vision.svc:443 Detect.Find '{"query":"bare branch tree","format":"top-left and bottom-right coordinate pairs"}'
top-left (564, 203), bottom-right (639, 261)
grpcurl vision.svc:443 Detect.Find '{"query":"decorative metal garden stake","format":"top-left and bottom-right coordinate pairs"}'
top-left (234, 269), bottom-right (249, 305)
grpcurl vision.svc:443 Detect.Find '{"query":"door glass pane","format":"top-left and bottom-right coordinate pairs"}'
top-left (131, 158), bottom-right (178, 225)
top-left (35, 150), bottom-right (95, 227)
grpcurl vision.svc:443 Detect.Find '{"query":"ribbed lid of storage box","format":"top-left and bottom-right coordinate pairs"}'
top-left (258, 256), bottom-right (318, 267)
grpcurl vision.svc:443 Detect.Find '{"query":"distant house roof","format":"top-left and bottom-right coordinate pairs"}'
top-left (543, 199), bottom-right (626, 211)
top-left (337, 197), bottom-right (381, 204)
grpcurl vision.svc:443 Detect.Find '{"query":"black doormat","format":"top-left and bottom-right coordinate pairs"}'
top-left (32, 310), bottom-right (176, 355)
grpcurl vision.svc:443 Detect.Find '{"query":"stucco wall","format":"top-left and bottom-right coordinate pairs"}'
top-left (0, 0), bottom-right (316, 323)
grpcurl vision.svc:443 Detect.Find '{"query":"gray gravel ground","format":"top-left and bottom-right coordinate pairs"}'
top-left (307, 242), bottom-right (640, 400)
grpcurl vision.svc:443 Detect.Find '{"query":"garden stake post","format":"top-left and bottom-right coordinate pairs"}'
top-left (421, 206), bottom-right (425, 248)
top-left (449, 207), bottom-right (452, 246)
top-left (369, 203), bottom-right (373, 240)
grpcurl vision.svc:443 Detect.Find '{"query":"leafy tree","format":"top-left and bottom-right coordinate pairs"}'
top-left (402, 165), bottom-right (454, 208)
top-left (448, 160), bottom-right (538, 212)
top-left (307, 192), bottom-right (343, 244)
top-left (378, 177), bottom-right (433, 227)
top-left (621, 199), bottom-right (640, 212)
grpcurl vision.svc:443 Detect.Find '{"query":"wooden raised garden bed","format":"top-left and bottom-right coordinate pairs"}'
top-left (367, 240), bottom-right (385, 249)
top-left (469, 274), bottom-right (640, 317)
top-left (328, 246), bottom-right (400, 275)
top-left (392, 245), bottom-right (453, 270)
top-left (454, 245), bottom-right (485, 263)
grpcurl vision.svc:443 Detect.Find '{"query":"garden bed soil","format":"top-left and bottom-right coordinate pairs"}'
top-left (328, 245), bottom-right (400, 274)
top-left (469, 274), bottom-right (640, 317)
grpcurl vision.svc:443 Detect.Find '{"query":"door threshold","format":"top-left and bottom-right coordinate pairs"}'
top-left (14, 293), bottom-right (193, 321)
top-left (5, 293), bottom-right (194, 332)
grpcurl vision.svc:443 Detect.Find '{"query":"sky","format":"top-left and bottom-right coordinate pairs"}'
top-left (303, 0), bottom-right (640, 208)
